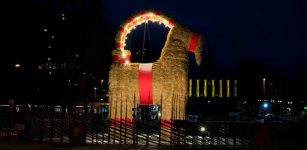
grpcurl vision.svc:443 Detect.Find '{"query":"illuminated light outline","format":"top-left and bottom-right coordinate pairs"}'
top-left (196, 79), bottom-right (199, 97)
top-left (189, 79), bottom-right (192, 97)
top-left (226, 80), bottom-right (230, 98)
top-left (204, 79), bottom-right (207, 97)
top-left (212, 79), bottom-right (215, 97)
top-left (219, 80), bottom-right (223, 97)
top-left (115, 10), bottom-right (175, 50)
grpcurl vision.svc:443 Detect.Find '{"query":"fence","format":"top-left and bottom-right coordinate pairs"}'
top-left (0, 104), bottom-right (306, 149)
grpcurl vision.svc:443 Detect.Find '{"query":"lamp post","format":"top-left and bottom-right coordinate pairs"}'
top-left (100, 79), bottom-right (104, 88)
top-left (93, 87), bottom-right (97, 100)
top-left (262, 78), bottom-right (266, 99)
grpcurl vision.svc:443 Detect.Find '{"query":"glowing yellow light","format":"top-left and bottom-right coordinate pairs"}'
top-left (212, 79), bottom-right (215, 97)
top-left (124, 60), bottom-right (130, 64)
top-left (219, 80), bottom-right (223, 97)
top-left (189, 79), bottom-right (192, 97)
top-left (196, 79), bottom-right (200, 97)
top-left (116, 10), bottom-right (174, 50)
top-left (121, 54), bottom-right (127, 58)
top-left (15, 64), bottom-right (21, 68)
top-left (227, 80), bottom-right (230, 98)
top-left (204, 79), bottom-right (207, 97)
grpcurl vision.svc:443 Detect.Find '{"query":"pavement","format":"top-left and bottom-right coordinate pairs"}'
top-left (0, 143), bottom-right (173, 150)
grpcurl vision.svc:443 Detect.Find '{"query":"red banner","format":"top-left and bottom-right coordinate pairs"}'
top-left (138, 63), bottom-right (153, 105)
top-left (188, 33), bottom-right (199, 53)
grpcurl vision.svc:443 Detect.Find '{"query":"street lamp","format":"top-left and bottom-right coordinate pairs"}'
top-left (100, 79), bottom-right (104, 92)
top-left (15, 63), bottom-right (21, 68)
top-left (92, 87), bottom-right (98, 112)
top-left (93, 87), bottom-right (97, 100)
top-left (200, 126), bottom-right (206, 132)
top-left (263, 78), bottom-right (266, 99)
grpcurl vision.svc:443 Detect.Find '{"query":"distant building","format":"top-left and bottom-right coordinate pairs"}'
top-left (188, 78), bottom-right (238, 98)
top-left (186, 78), bottom-right (239, 121)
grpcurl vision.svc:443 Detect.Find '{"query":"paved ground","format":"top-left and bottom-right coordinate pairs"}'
top-left (0, 143), bottom-right (175, 150)
top-left (2, 143), bottom-right (306, 150)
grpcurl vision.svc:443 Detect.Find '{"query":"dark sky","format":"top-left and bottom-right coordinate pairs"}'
top-left (101, 0), bottom-right (307, 77)
top-left (1, 0), bottom-right (307, 77)
top-left (1, 0), bottom-right (307, 102)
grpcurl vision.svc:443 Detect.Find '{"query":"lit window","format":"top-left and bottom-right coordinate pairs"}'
top-left (189, 79), bottom-right (192, 97)
top-left (211, 79), bottom-right (215, 97)
top-left (204, 79), bottom-right (207, 97)
top-left (219, 80), bottom-right (223, 97)
top-left (196, 79), bottom-right (200, 97)
top-left (227, 80), bottom-right (230, 98)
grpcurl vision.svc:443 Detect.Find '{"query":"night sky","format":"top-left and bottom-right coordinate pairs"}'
top-left (101, 0), bottom-right (307, 77)
top-left (2, 0), bottom-right (307, 74)
top-left (1, 0), bottom-right (307, 101)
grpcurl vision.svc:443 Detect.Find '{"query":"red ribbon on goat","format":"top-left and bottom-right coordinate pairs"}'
top-left (138, 63), bottom-right (153, 105)
top-left (188, 33), bottom-right (199, 53)
top-left (113, 54), bottom-right (130, 63)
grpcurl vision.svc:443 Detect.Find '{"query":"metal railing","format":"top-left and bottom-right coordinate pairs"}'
top-left (0, 104), bottom-right (307, 149)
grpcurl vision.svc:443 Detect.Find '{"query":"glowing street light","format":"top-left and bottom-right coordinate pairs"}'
top-left (263, 103), bottom-right (268, 109)
top-left (15, 63), bottom-right (21, 68)
top-left (261, 101), bottom-right (270, 110)
top-left (200, 126), bottom-right (206, 132)
top-left (94, 87), bottom-right (97, 99)
top-left (100, 79), bottom-right (104, 88)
